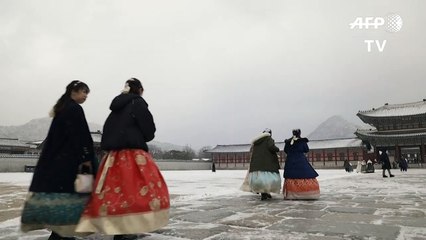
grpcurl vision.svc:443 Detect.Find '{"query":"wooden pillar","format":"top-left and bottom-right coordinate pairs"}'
top-left (308, 150), bottom-right (314, 166)
top-left (334, 149), bottom-right (338, 166)
top-left (362, 147), bottom-right (367, 161)
top-left (394, 145), bottom-right (401, 166)
top-left (232, 153), bottom-right (234, 167)
top-left (347, 148), bottom-right (350, 162)
top-left (241, 153), bottom-right (244, 167)
top-left (421, 143), bottom-right (425, 164)
top-left (322, 149), bottom-right (326, 166)
top-left (226, 153), bottom-right (229, 168)
top-left (375, 148), bottom-right (380, 164)
top-left (283, 151), bottom-right (286, 167)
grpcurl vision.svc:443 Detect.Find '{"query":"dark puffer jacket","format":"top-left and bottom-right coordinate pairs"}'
top-left (101, 93), bottom-right (156, 151)
top-left (283, 137), bottom-right (318, 179)
top-left (249, 133), bottom-right (280, 173)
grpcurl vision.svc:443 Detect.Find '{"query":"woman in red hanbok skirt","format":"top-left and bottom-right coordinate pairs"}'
top-left (76, 78), bottom-right (169, 239)
top-left (283, 129), bottom-right (320, 200)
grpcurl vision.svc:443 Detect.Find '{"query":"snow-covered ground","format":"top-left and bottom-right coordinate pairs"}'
top-left (1, 169), bottom-right (425, 239)
top-left (0, 169), bottom-right (352, 201)
top-left (0, 170), bottom-right (351, 239)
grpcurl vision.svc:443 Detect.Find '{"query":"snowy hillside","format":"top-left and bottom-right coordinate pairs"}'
top-left (0, 117), bottom-right (185, 151)
top-left (0, 117), bottom-right (102, 141)
top-left (307, 115), bottom-right (359, 140)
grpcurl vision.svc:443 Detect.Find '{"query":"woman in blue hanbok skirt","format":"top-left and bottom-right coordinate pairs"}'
top-left (283, 129), bottom-right (320, 200)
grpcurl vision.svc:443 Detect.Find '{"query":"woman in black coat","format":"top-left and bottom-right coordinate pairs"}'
top-left (22, 80), bottom-right (94, 240)
top-left (76, 78), bottom-right (169, 240)
top-left (380, 150), bottom-right (394, 177)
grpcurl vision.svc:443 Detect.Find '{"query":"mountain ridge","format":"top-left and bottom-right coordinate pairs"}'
top-left (307, 115), bottom-right (362, 140)
top-left (1, 115), bottom-right (367, 149)
top-left (0, 117), bottom-right (185, 151)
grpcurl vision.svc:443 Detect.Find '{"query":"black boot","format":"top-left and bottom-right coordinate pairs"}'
top-left (260, 193), bottom-right (268, 200)
top-left (390, 174), bottom-right (395, 177)
top-left (48, 232), bottom-right (75, 240)
top-left (266, 193), bottom-right (272, 199)
top-left (383, 175), bottom-right (388, 178)
top-left (113, 234), bottom-right (138, 240)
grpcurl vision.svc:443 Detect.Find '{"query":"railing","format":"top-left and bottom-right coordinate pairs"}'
top-left (0, 154), bottom-right (39, 158)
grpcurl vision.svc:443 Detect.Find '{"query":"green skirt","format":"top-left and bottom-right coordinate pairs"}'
top-left (21, 192), bottom-right (91, 237)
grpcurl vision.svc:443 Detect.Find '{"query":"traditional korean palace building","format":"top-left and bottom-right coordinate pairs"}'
top-left (0, 132), bottom-right (103, 172)
top-left (0, 138), bottom-right (37, 154)
top-left (207, 138), bottom-right (368, 169)
top-left (355, 100), bottom-right (426, 165)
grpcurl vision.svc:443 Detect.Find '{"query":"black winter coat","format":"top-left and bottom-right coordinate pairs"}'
top-left (29, 100), bottom-right (94, 193)
top-left (249, 133), bottom-right (280, 173)
top-left (101, 93), bottom-right (155, 152)
top-left (380, 152), bottom-right (391, 170)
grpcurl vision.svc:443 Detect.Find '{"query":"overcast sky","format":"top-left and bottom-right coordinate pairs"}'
top-left (0, 0), bottom-right (425, 149)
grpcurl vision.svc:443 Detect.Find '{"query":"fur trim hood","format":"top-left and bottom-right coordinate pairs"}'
top-left (252, 132), bottom-right (271, 144)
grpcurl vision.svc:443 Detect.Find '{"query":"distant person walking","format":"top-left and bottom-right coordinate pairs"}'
top-left (247, 128), bottom-right (281, 200)
top-left (380, 150), bottom-right (394, 178)
top-left (344, 160), bottom-right (351, 172)
top-left (21, 81), bottom-right (95, 240)
top-left (283, 129), bottom-right (320, 200)
top-left (76, 78), bottom-right (169, 239)
top-left (399, 158), bottom-right (408, 172)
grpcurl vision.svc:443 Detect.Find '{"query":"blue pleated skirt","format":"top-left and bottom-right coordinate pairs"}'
top-left (248, 171), bottom-right (281, 194)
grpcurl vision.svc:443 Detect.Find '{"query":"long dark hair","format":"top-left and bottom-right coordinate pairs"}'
top-left (292, 129), bottom-right (301, 138)
top-left (50, 80), bottom-right (90, 117)
top-left (125, 78), bottom-right (143, 95)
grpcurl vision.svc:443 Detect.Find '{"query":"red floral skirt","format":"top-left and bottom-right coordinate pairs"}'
top-left (76, 149), bottom-right (169, 235)
top-left (283, 178), bottom-right (320, 200)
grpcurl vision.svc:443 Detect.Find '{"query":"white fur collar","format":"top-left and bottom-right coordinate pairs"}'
top-left (251, 132), bottom-right (271, 144)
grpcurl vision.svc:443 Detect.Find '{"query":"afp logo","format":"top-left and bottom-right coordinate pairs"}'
top-left (349, 14), bottom-right (403, 33)
top-left (349, 14), bottom-right (403, 52)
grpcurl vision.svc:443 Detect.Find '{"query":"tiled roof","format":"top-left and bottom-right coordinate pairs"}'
top-left (207, 144), bottom-right (253, 153)
top-left (0, 154), bottom-right (38, 158)
top-left (0, 138), bottom-right (30, 148)
top-left (358, 100), bottom-right (426, 117)
top-left (355, 129), bottom-right (426, 138)
top-left (207, 138), bottom-right (363, 153)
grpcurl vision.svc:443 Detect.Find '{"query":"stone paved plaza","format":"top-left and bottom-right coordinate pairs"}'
top-left (1, 169), bottom-right (426, 240)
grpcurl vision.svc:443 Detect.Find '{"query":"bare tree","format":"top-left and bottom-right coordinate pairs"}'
top-left (198, 146), bottom-right (212, 159)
